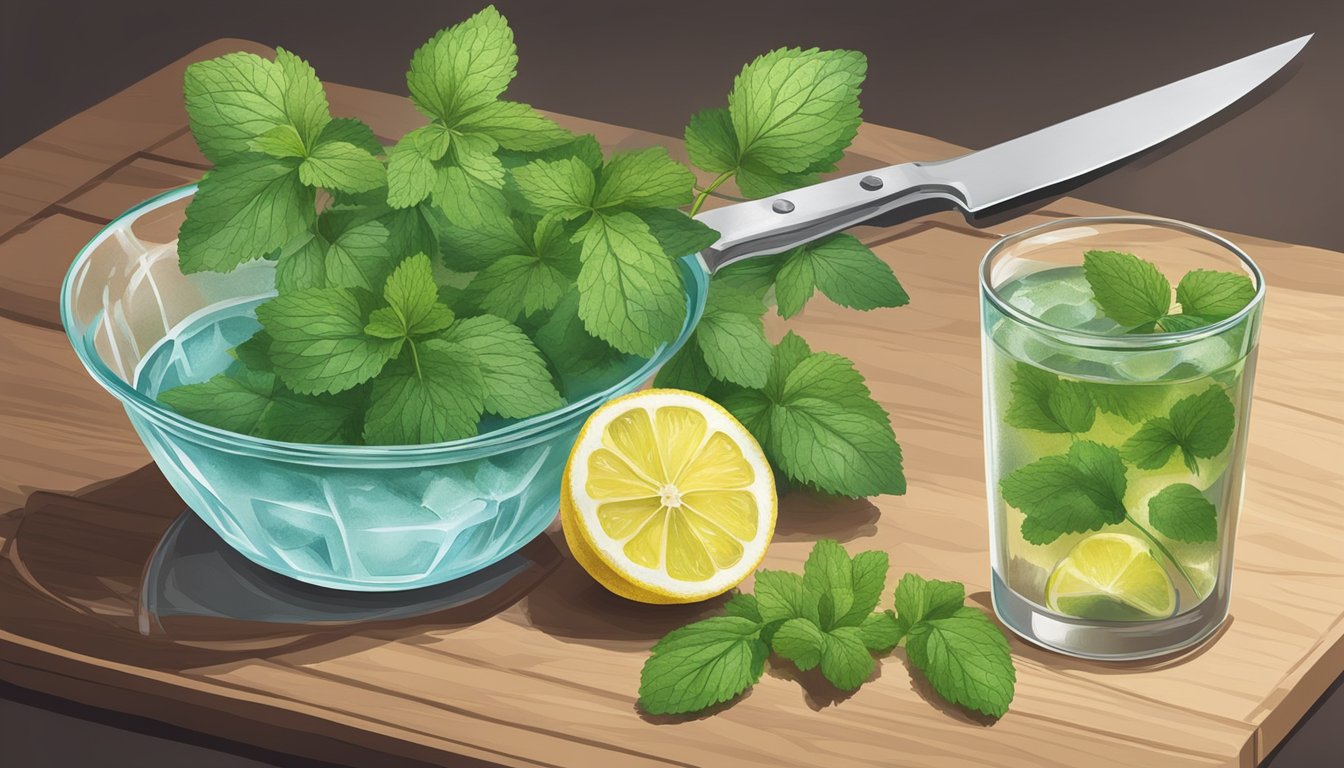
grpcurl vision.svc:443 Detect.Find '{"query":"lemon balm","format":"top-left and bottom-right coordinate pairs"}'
top-left (980, 217), bottom-right (1262, 660)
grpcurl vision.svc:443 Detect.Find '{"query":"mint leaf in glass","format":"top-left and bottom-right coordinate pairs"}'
top-left (1147, 483), bottom-right (1218, 542)
top-left (1000, 441), bottom-right (1128, 544)
top-left (1082, 249), bottom-right (1172, 328)
top-left (1005, 363), bottom-right (1096, 434)
top-left (1176, 269), bottom-right (1255, 321)
top-left (1122, 385), bottom-right (1234, 474)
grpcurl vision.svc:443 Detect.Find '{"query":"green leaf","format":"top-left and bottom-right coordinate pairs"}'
top-left (574, 212), bottom-right (686, 356)
top-left (438, 206), bottom-right (529, 270)
top-left (1086, 382), bottom-right (1165, 423)
top-left (274, 232), bottom-right (327, 291)
top-left (298, 141), bottom-right (386, 192)
top-left (257, 288), bottom-right (400, 395)
top-left (1005, 364), bottom-right (1096, 434)
top-left (736, 166), bottom-right (820, 199)
top-left (764, 347), bottom-right (904, 497)
top-left (723, 593), bottom-right (762, 622)
top-left (892, 573), bottom-right (965, 629)
top-left (728, 48), bottom-right (865, 174)
top-left (509, 156), bottom-right (596, 219)
top-left (773, 251), bottom-right (815, 318)
top-left (1176, 269), bottom-right (1255, 321)
top-left (363, 339), bottom-right (485, 444)
top-left (1083, 250), bottom-right (1172, 327)
top-left (638, 616), bottom-right (767, 716)
top-left (684, 108), bottom-right (738, 174)
top-left (321, 216), bottom-right (394, 292)
top-left (804, 539), bottom-right (855, 629)
top-left (272, 48), bottom-right (330, 148)
top-left (1170, 385), bottom-right (1235, 461)
top-left (773, 234), bottom-right (908, 318)
top-left (387, 124), bottom-right (452, 208)
top-left (1121, 417), bottom-right (1179, 469)
top-left (317, 118), bottom-right (383, 156)
top-left (846, 551), bottom-right (890, 623)
top-left (753, 569), bottom-right (819, 625)
top-left (1147, 483), bottom-right (1218, 543)
top-left (449, 131), bottom-right (506, 186)
top-left (905, 607), bottom-right (1016, 718)
top-left (369, 254), bottom-right (454, 339)
top-left (455, 99), bottom-right (572, 150)
top-left (1000, 441), bottom-right (1128, 544)
top-left (183, 52), bottom-right (291, 164)
top-left (158, 367), bottom-right (357, 444)
top-left (249, 125), bottom-right (307, 158)
top-left (770, 617), bottom-right (825, 671)
top-left (819, 626), bottom-right (875, 691)
top-left (654, 342), bottom-right (714, 391)
top-left (441, 315), bottom-right (563, 418)
top-left (433, 164), bottom-right (511, 222)
top-left (694, 285), bottom-right (771, 388)
top-left (499, 133), bottom-right (604, 171)
top-left (858, 611), bottom-right (902, 653)
top-left (594, 147), bottom-right (696, 210)
top-left (714, 256), bottom-right (781, 301)
top-left (406, 6), bottom-right (517, 124)
top-left (633, 208), bottom-right (720, 259)
top-left (469, 254), bottom-right (572, 320)
top-left (531, 290), bottom-right (628, 383)
top-left (1155, 313), bottom-right (1208, 333)
top-left (178, 158), bottom-right (314, 273)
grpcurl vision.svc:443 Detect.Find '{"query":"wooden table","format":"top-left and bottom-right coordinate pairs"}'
top-left (2, 40), bottom-right (1341, 768)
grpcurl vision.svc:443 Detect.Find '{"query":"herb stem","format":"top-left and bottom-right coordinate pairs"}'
top-left (1123, 513), bottom-right (1200, 594)
top-left (689, 170), bottom-right (735, 217)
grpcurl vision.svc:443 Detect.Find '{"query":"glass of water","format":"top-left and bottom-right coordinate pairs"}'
top-left (980, 216), bottom-right (1263, 659)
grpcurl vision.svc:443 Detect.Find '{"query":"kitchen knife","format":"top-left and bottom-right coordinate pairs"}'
top-left (694, 35), bottom-right (1312, 271)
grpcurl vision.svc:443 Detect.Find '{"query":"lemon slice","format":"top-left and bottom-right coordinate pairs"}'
top-left (560, 389), bottom-right (776, 604)
top-left (1045, 533), bottom-right (1177, 621)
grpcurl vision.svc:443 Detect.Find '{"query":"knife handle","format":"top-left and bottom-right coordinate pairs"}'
top-left (693, 162), bottom-right (966, 272)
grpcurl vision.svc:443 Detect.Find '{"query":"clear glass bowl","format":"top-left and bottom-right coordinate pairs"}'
top-left (61, 186), bottom-right (709, 591)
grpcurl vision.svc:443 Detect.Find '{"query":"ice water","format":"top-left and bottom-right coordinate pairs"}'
top-left (985, 265), bottom-right (1255, 622)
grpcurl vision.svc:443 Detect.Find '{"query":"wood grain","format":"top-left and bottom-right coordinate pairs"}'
top-left (1, 39), bottom-right (1342, 768)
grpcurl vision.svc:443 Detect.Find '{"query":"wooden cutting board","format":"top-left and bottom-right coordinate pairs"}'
top-left (1, 40), bottom-right (1341, 768)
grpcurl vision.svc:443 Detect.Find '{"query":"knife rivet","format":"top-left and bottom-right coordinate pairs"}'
top-left (772, 199), bottom-right (795, 214)
top-left (860, 175), bottom-right (884, 191)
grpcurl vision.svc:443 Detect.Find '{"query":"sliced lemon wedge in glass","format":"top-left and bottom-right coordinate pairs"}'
top-left (560, 389), bottom-right (776, 603)
top-left (1045, 533), bottom-right (1177, 621)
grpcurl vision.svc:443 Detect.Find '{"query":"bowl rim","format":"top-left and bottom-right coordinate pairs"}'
top-left (61, 184), bottom-right (710, 463)
top-left (978, 215), bottom-right (1265, 351)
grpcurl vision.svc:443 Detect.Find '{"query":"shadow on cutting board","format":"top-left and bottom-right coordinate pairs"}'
top-left (0, 465), bottom-right (561, 671)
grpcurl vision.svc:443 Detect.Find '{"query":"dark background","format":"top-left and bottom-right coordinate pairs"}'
top-left (1, 1), bottom-right (1341, 765)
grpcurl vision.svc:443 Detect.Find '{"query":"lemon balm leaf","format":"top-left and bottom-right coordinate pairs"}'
top-left (770, 617), bottom-right (825, 671)
top-left (819, 627), bottom-right (875, 690)
top-left (509, 156), bottom-right (597, 219)
top-left (594, 147), bottom-right (697, 210)
top-left (1170, 385), bottom-right (1235, 460)
top-left (1000, 442), bottom-right (1127, 544)
top-left (633, 208), bottom-right (720, 259)
top-left (1148, 483), bottom-right (1218, 542)
top-left (159, 367), bottom-right (357, 444)
top-left (684, 108), bottom-right (738, 174)
top-left (638, 616), bottom-right (768, 716)
top-left (455, 99), bottom-right (572, 151)
top-left (1121, 417), bottom-right (1180, 469)
top-left (893, 572), bottom-right (966, 628)
top-left (1083, 250), bottom-right (1171, 327)
top-left (257, 288), bottom-right (400, 395)
top-left (441, 314), bottom-right (563, 419)
top-left (728, 48), bottom-right (866, 174)
top-left (694, 285), bottom-right (772, 389)
top-left (575, 212), bottom-right (686, 356)
top-left (363, 339), bottom-right (485, 444)
top-left (1005, 363), bottom-right (1096, 434)
top-left (858, 611), bottom-right (902, 653)
top-left (387, 125), bottom-right (452, 208)
top-left (179, 158), bottom-right (315, 273)
top-left (299, 141), bottom-right (386, 192)
top-left (1176, 269), bottom-right (1255, 321)
top-left (183, 52), bottom-right (291, 164)
top-left (772, 234), bottom-right (908, 319)
top-left (906, 607), bottom-right (1016, 718)
top-left (406, 5), bottom-right (517, 123)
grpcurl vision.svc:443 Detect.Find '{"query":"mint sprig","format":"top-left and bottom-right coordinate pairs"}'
top-left (638, 541), bottom-right (1017, 718)
top-left (1082, 249), bottom-right (1255, 333)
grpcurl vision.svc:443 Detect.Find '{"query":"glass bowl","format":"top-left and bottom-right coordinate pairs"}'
top-left (61, 186), bottom-right (709, 591)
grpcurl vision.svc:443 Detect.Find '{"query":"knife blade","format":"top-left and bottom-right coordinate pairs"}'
top-left (695, 35), bottom-right (1312, 272)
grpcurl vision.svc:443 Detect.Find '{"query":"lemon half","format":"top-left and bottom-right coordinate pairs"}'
top-left (560, 389), bottom-right (776, 603)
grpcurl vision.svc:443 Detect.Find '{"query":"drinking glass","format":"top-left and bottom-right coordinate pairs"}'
top-left (980, 216), bottom-right (1263, 659)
